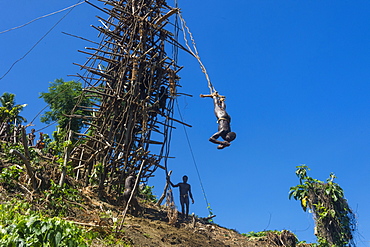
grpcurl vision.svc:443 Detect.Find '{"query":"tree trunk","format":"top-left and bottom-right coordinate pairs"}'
top-left (10, 149), bottom-right (36, 190)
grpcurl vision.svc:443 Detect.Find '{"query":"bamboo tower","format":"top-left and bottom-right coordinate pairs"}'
top-left (69, 0), bottom-right (188, 194)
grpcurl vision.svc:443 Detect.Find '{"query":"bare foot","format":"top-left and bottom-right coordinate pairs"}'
top-left (222, 141), bottom-right (230, 146)
top-left (217, 144), bottom-right (225, 149)
top-left (217, 142), bottom-right (230, 149)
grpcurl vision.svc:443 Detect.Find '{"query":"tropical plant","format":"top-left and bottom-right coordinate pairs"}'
top-left (0, 201), bottom-right (90, 246)
top-left (207, 203), bottom-right (214, 223)
top-left (0, 92), bottom-right (27, 124)
top-left (0, 165), bottom-right (23, 190)
top-left (139, 185), bottom-right (158, 203)
top-left (39, 79), bottom-right (96, 134)
top-left (242, 230), bottom-right (281, 238)
top-left (289, 165), bottom-right (356, 247)
top-left (242, 230), bottom-right (298, 246)
top-left (1, 142), bottom-right (27, 164)
top-left (42, 180), bottom-right (81, 217)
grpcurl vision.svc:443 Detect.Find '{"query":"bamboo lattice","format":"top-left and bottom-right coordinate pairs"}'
top-left (68, 0), bottom-right (189, 194)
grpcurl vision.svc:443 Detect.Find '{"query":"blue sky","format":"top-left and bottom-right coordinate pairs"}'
top-left (1, 1), bottom-right (369, 245)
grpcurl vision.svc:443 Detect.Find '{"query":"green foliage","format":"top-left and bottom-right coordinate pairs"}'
top-left (42, 180), bottom-right (81, 217)
top-left (139, 185), bottom-right (158, 203)
top-left (1, 142), bottom-right (27, 164)
top-left (289, 165), bottom-right (355, 246)
top-left (0, 165), bottom-right (23, 189)
top-left (93, 233), bottom-right (131, 247)
top-left (242, 230), bottom-right (282, 238)
top-left (44, 130), bottom-right (68, 158)
top-left (39, 79), bottom-right (97, 134)
top-left (0, 92), bottom-right (27, 124)
top-left (1, 138), bottom-right (50, 171)
top-left (0, 201), bottom-right (90, 246)
top-left (206, 203), bottom-right (214, 223)
top-left (87, 163), bottom-right (103, 186)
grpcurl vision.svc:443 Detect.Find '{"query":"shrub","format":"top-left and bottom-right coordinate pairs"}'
top-left (0, 201), bottom-right (90, 246)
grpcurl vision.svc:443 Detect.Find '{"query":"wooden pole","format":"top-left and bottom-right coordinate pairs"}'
top-left (156, 170), bottom-right (172, 206)
top-left (59, 130), bottom-right (72, 186)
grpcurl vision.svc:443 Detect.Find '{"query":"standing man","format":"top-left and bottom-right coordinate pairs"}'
top-left (35, 132), bottom-right (45, 149)
top-left (201, 92), bottom-right (236, 149)
top-left (168, 175), bottom-right (194, 220)
top-left (28, 128), bottom-right (36, 146)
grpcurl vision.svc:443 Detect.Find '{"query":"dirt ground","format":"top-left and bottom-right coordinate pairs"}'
top-left (0, 160), bottom-right (312, 247)
top-left (64, 187), bottom-right (312, 247)
top-left (65, 189), bottom-right (260, 247)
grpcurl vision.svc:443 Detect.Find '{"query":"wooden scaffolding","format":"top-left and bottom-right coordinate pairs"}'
top-left (69, 0), bottom-right (189, 193)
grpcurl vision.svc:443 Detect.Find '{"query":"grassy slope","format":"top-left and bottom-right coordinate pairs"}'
top-left (0, 152), bottom-right (313, 247)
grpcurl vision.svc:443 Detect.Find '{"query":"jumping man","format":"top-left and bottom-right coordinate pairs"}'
top-left (201, 92), bottom-right (236, 149)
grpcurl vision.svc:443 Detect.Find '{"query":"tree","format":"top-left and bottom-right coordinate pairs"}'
top-left (39, 79), bottom-right (95, 134)
top-left (289, 165), bottom-right (356, 246)
top-left (0, 92), bottom-right (27, 124)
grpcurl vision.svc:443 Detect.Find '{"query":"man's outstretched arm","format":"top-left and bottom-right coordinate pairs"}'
top-left (167, 176), bottom-right (176, 187)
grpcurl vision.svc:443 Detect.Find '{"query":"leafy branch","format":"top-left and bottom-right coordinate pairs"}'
top-left (289, 165), bottom-right (356, 246)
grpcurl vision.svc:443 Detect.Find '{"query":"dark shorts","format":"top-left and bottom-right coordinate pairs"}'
top-left (180, 194), bottom-right (189, 205)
